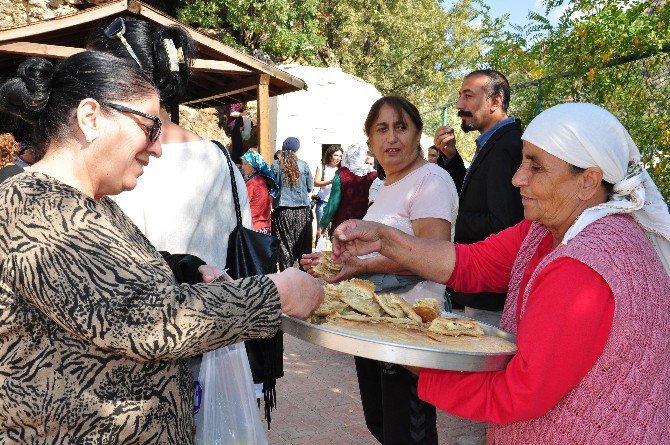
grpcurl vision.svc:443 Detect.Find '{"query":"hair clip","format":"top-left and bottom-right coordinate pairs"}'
top-left (163, 38), bottom-right (180, 72)
top-left (176, 46), bottom-right (185, 63)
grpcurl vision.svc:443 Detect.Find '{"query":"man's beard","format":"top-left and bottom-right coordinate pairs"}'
top-left (460, 120), bottom-right (476, 133)
top-left (458, 110), bottom-right (476, 133)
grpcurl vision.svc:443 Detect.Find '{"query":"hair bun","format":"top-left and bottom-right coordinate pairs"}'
top-left (0, 57), bottom-right (54, 123)
top-left (17, 57), bottom-right (53, 112)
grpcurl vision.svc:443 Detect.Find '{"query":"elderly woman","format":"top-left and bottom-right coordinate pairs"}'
top-left (241, 150), bottom-right (279, 234)
top-left (332, 103), bottom-right (670, 444)
top-left (318, 142), bottom-right (378, 232)
top-left (0, 52), bottom-right (322, 444)
top-left (303, 96), bottom-right (459, 445)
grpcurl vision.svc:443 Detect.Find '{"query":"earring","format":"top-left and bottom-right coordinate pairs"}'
top-left (85, 133), bottom-right (97, 143)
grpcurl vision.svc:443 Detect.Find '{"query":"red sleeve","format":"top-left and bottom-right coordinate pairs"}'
top-left (419, 258), bottom-right (614, 424)
top-left (446, 220), bottom-right (532, 293)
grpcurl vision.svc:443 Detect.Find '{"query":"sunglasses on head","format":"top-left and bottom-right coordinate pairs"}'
top-left (104, 17), bottom-right (142, 69)
top-left (105, 103), bottom-right (162, 143)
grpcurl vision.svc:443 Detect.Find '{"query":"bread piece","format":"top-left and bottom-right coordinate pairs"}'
top-left (373, 293), bottom-right (407, 318)
top-left (314, 298), bottom-right (350, 317)
top-left (412, 298), bottom-right (442, 323)
top-left (427, 317), bottom-right (485, 337)
top-left (338, 279), bottom-right (384, 317)
top-left (313, 251), bottom-right (343, 278)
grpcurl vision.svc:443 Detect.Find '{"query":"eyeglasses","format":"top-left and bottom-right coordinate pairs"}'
top-left (104, 17), bottom-right (142, 69)
top-left (105, 103), bottom-right (162, 143)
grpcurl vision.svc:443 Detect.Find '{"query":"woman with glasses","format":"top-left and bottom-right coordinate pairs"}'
top-left (0, 51), bottom-right (323, 444)
top-left (87, 18), bottom-right (274, 441)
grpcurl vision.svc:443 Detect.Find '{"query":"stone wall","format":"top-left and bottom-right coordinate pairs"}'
top-left (0, 0), bottom-right (97, 28)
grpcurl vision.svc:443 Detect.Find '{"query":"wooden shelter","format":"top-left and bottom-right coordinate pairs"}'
top-left (0, 0), bottom-right (307, 161)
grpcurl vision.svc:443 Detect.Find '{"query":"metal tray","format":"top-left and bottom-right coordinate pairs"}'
top-left (281, 312), bottom-right (517, 372)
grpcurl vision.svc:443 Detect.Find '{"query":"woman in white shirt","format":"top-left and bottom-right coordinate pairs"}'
top-left (313, 145), bottom-right (342, 238)
top-left (302, 96), bottom-right (458, 445)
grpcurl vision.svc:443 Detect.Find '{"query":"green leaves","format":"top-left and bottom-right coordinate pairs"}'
top-left (484, 0), bottom-right (670, 200)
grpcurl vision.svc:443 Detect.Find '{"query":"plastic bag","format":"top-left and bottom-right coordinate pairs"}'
top-left (241, 116), bottom-right (252, 141)
top-left (194, 343), bottom-right (268, 445)
top-left (315, 235), bottom-right (329, 252)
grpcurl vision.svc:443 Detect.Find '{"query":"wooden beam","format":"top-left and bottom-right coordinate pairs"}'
top-left (191, 59), bottom-right (251, 74)
top-left (0, 41), bottom-right (83, 58)
top-left (257, 74), bottom-right (271, 164)
top-left (0, 42), bottom-right (253, 76)
top-left (181, 77), bottom-right (260, 106)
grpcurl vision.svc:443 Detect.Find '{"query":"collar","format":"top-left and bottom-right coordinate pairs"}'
top-left (476, 116), bottom-right (515, 150)
top-left (14, 157), bottom-right (30, 169)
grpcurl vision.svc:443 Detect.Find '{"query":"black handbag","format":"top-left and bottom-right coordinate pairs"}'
top-left (215, 142), bottom-right (279, 278)
top-left (215, 141), bottom-right (283, 428)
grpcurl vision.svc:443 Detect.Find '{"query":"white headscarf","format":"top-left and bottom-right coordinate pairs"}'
top-left (342, 142), bottom-right (371, 176)
top-left (522, 102), bottom-right (670, 276)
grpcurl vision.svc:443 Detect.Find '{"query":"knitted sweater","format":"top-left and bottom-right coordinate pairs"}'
top-left (491, 214), bottom-right (670, 444)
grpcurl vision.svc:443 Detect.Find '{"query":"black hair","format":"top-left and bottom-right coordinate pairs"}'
top-left (87, 17), bottom-right (197, 107)
top-left (465, 69), bottom-right (511, 112)
top-left (570, 164), bottom-right (615, 196)
top-left (0, 52), bottom-right (156, 160)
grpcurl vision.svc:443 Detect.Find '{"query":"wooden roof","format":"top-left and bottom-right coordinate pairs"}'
top-left (0, 0), bottom-right (306, 108)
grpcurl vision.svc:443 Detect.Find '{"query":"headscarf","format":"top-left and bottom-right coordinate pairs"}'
top-left (241, 150), bottom-right (279, 198)
top-left (342, 142), bottom-right (371, 176)
top-left (522, 102), bottom-right (670, 275)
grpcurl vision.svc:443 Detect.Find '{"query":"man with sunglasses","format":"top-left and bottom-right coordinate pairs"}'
top-left (432, 70), bottom-right (524, 326)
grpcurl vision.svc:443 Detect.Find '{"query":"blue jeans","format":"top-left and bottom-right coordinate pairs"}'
top-left (314, 199), bottom-right (328, 228)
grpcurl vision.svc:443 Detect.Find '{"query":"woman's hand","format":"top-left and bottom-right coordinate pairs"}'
top-left (268, 268), bottom-right (324, 320)
top-left (300, 252), bottom-right (322, 277)
top-left (198, 265), bottom-right (226, 283)
top-left (301, 251), bottom-right (368, 283)
top-left (332, 219), bottom-right (386, 262)
top-left (324, 255), bottom-right (367, 283)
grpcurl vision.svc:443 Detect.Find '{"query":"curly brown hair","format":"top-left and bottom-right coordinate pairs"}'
top-left (0, 133), bottom-right (19, 168)
top-left (278, 150), bottom-right (300, 188)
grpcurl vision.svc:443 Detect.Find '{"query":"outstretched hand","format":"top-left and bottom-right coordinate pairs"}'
top-left (300, 250), bottom-right (367, 283)
top-left (331, 219), bottom-right (385, 263)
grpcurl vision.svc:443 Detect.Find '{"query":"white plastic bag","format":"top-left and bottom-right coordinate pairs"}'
top-left (241, 116), bottom-right (252, 141)
top-left (194, 344), bottom-right (268, 445)
top-left (315, 235), bottom-right (329, 252)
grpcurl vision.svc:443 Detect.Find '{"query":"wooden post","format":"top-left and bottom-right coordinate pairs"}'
top-left (257, 74), bottom-right (271, 164)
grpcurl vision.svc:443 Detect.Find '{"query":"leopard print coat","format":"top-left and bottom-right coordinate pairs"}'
top-left (0, 172), bottom-right (281, 444)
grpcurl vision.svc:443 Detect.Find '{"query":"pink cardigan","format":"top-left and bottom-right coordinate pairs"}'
top-left (490, 215), bottom-right (670, 444)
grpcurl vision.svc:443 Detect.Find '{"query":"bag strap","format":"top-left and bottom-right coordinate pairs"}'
top-left (212, 140), bottom-right (243, 228)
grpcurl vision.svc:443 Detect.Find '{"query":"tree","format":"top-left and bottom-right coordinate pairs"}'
top-left (482, 0), bottom-right (670, 199)
top-left (177, 0), bottom-right (325, 64)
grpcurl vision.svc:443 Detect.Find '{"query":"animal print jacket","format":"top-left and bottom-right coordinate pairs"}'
top-left (0, 173), bottom-right (281, 444)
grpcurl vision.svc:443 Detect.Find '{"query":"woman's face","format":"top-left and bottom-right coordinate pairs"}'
top-left (512, 141), bottom-right (587, 230)
top-left (90, 94), bottom-right (162, 197)
top-left (329, 150), bottom-right (343, 167)
top-left (367, 104), bottom-right (422, 176)
top-left (241, 159), bottom-right (256, 177)
top-left (428, 147), bottom-right (439, 163)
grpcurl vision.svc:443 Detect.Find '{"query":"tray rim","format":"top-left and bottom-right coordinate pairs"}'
top-left (281, 312), bottom-right (517, 371)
